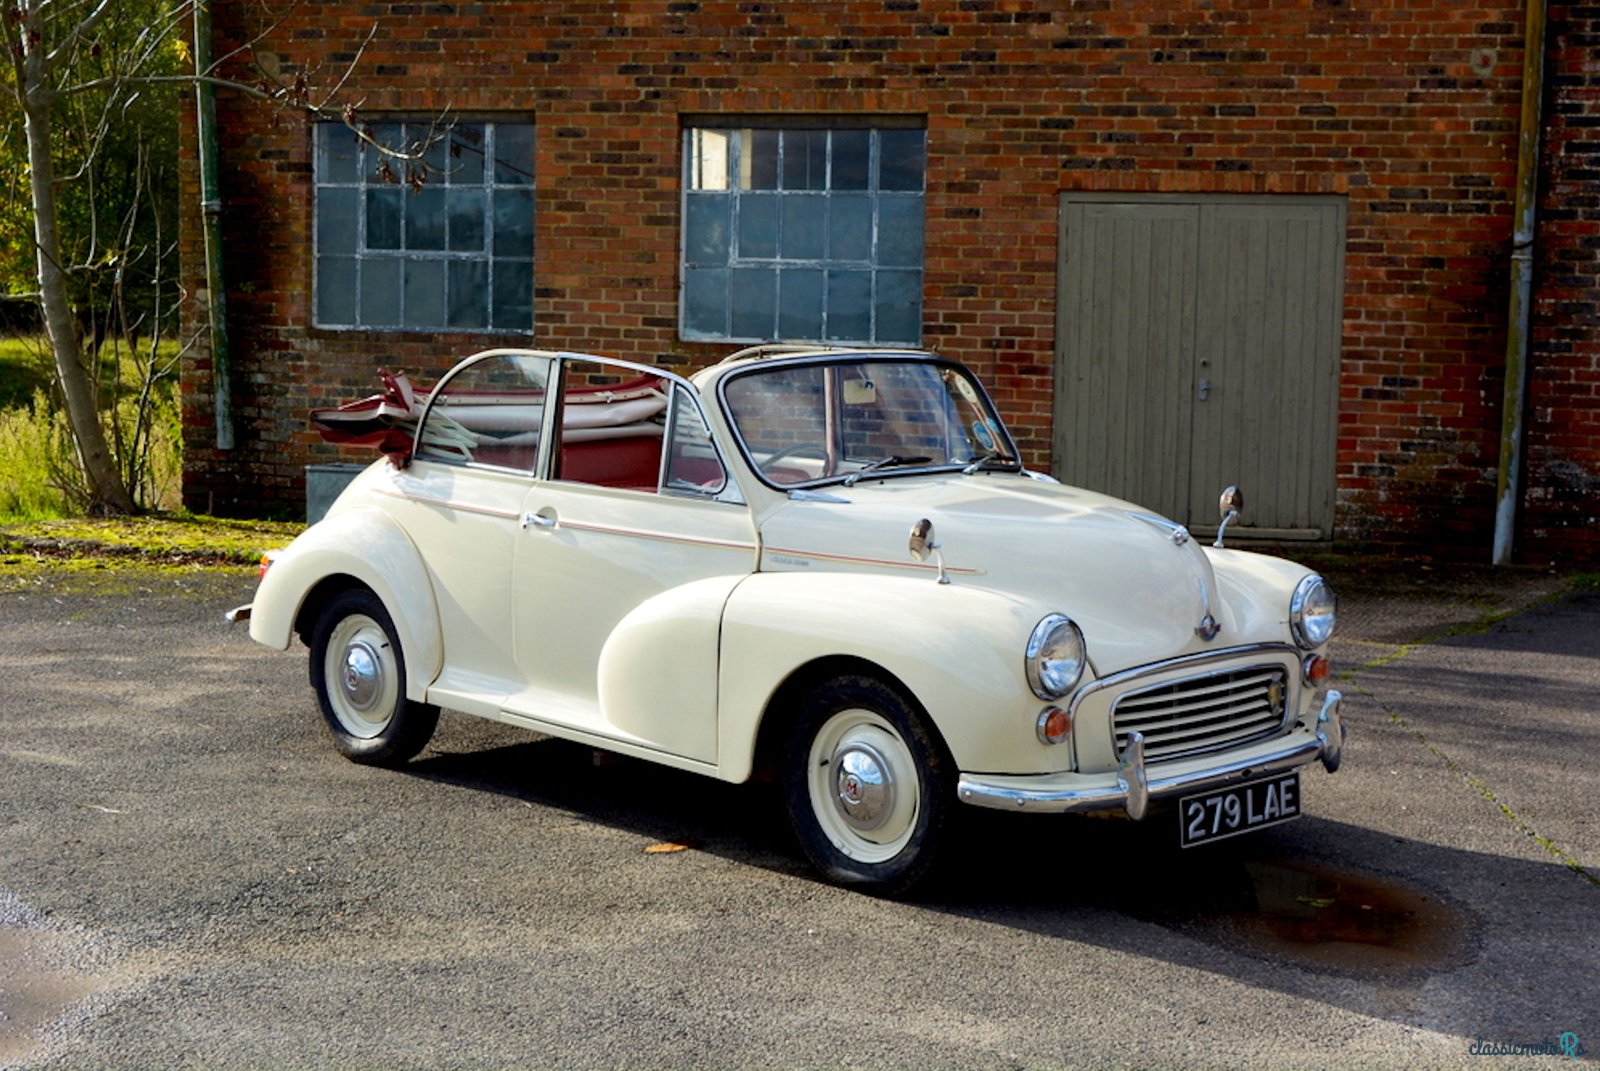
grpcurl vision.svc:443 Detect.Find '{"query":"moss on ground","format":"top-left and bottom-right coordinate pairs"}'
top-left (0, 514), bottom-right (303, 570)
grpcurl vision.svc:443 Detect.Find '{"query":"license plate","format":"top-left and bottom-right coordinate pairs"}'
top-left (1179, 772), bottom-right (1301, 847)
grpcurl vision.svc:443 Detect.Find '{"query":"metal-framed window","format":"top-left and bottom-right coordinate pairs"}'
top-left (314, 120), bottom-right (535, 332)
top-left (680, 121), bottom-right (926, 345)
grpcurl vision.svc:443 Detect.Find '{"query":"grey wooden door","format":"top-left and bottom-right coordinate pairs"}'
top-left (1054, 195), bottom-right (1345, 538)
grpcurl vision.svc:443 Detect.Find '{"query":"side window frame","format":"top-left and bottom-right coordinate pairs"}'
top-left (544, 355), bottom-right (745, 505)
top-left (412, 350), bottom-right (555, 473)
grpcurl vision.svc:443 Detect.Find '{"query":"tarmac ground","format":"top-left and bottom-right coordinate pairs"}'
top-left (0, 557), bottom-right (1595, 1069)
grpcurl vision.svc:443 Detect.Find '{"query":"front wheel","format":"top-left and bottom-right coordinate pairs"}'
top-left (782, 676), bottom-right (952, 896)
top-left (309, 589), bottom-right (439, 766)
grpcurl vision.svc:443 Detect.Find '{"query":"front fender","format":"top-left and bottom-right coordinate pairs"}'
top-left (247, 507), bottom-right (443, 703)
top-left (717, 573), bottom-right (1064, 781)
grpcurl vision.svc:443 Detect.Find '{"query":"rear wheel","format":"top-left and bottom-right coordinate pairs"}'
top-left (309, 589), bottom-right (439, 765)
top-left (782, 675), bottom-right (952, 896)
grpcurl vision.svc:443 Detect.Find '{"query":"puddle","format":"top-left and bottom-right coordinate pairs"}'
top-left (1214, 859), bottom-right (1470, 974)
top-left (0, 926), bottom-right (105, 1066)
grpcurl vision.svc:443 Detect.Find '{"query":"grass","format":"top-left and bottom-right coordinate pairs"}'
top-left (0, 335), bottom-right (182, 519)
top-left (0, 337), bottom-right (53, 409)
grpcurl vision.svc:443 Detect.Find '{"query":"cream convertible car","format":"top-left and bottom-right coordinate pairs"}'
top-left (235, 345), bottom-right (1344, 894)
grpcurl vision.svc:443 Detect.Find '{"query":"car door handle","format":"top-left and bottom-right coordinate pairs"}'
top-left (521, 510), bottom-right (557, 530)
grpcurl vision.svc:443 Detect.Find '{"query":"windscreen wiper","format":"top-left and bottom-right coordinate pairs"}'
top-left (842, 455), bottom-right (933, 486)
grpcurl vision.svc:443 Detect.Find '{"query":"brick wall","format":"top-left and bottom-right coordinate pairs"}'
top-left (1523, 3), bottom-right (1600, 558)
top-left (181, 0), bottom-right (1596, 560)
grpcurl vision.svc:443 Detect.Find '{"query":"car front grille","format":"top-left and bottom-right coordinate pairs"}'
top-left (1112, 666), bottom-right (1290, 762)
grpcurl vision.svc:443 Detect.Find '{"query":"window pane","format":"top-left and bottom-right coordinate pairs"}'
top-left (781, 194), bottom-right (826, 260)
top-left (741, 129), bottom-right (779, 190)
top-left (317, 125), bottom-right (361, 184)
top-left (360, 258), bottom-right (401, 326)
top-left (420, 352), bottom-right (548, 465)
top-left (683, 267), bottom-right (730, 337)
top-left (365, 123), bottom-right (404, 177)
top-left (664, 386), bottom-right (726, 494)
top-left (825, 269), bottom-right (872, 342)
top-left (493, 188), bottom-right (535, 256)
top-left (448, 124), bottom-right (486, 184)
top-left (316, 257), bottom-right (357, 324)
top-left (875, 270), bottom-right (923, 344)
top-left (878, 130), bottom-right (926, 192)
top-left (448, 260), bottom-right (489, 329)
top-left (404, 260), bottom-right (446, 327)
top-left (832, 130), bottom-right (870, 190)
top-left (447, 188), bottom-right (485, 252)
top-left (493, 124), bottom-right (535, 186)
top-left (877, 195), bottom-right (925, 267)
top-left (684, 192), bottom-right (730, 265)
top-left (738, 193), bottom-right (778, 260)
top-left (406, 186), bottom-right (447, 251)
top-left (492, 259), bottom-right (533, 330)
top-left (366, 188), bottom-right (403, 250)
top-left (731, 267), bottom-right (777, 339)
top-left (778, 268), bottom-right (823, 340)
top-left (415, 123), bottom-right (449, 180)
top-left (317, 187), bottom-right (357, 255)
top-left (828, 194), bottom-right (872, 261)
top-left (689, 129), bottom-right (730, 191)
top-left (781, 129), bottom-right (826, 191)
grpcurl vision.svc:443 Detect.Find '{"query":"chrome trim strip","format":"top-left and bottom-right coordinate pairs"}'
top-left (955, 733), bottom-right (1324, 815)
top-left (762, 545), bottom-right (983, 575)
top-left (376, 486), bottom-right (522, 521)
top-left (557, 519), bottom-right (757, 552)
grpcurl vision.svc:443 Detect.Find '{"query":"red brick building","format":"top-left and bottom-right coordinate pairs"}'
top-left (181, 0), bottom-right (1600, 561)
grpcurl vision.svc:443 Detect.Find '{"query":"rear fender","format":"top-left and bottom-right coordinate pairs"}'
top-left (247, 507), bottom-right (443, 702)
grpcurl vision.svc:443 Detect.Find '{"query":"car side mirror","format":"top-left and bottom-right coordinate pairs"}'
top-left (908, 518), bottom-right (951, 585)
top-left (1214, 486), bottom-right (1243, 548)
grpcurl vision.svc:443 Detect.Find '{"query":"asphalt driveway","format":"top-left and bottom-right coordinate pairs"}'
top-left (1, 562), bottom-right (1595, 1069)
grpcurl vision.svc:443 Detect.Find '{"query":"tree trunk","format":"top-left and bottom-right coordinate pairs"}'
top-left (19, 32), bottom-right (137, 515)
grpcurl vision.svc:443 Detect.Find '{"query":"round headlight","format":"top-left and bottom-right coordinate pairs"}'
top-left (1026, 614), bottom-right (1087, 700)
top-left (1291, 574), bottom-right (1337, 649)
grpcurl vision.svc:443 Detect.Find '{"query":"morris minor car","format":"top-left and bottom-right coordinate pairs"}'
top-left (233, 345), bottom-right (1344, 894)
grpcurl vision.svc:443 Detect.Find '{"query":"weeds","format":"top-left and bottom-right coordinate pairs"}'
top-left (0, 337), bottom-right (181, 521)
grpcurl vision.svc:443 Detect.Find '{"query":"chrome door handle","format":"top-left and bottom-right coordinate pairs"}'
top-left (1197, 378), bottom-right (1211, 401)
top-left (521, 510), bottom-right (557, 530)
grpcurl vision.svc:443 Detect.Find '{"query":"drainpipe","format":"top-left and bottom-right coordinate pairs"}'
top-left (193, 0), bottom-right (234, 450)
top-left (1492, 0), bottom-right (1549, 563)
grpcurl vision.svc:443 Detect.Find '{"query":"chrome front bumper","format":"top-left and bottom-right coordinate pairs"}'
top-left (957, 690), bottom-right (1345, 818)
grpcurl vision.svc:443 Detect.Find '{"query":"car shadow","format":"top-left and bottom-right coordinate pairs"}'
top-left (400, 722), bottom-right (1597, 1046)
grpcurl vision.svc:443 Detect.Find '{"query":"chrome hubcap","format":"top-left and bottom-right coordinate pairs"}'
top-left (323, 614), bottom-right (398, 739)
top-left (806, 708), bottom-right (920, 864)
top-left (341, 641), bottom-right (383, 712)
top-left (833, 743), bottom-right (894, 832)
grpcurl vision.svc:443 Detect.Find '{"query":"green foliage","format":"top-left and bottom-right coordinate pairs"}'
top-left (1, 1), bottom-right (185, 345)
top-left (0, 337), bottom-right (181, 521)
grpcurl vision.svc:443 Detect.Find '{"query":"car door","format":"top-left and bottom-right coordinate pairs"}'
top-left (390, 351), bottom-right (553, 714)
top-left (505, 361), bottom-right (758, 765)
